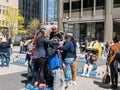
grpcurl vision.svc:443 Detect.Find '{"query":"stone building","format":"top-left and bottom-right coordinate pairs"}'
top-left (58, 0), bottom-right (120, 42)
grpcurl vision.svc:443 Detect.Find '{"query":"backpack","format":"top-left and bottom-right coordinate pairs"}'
top-left (48, 52), bottom-right (61, 70)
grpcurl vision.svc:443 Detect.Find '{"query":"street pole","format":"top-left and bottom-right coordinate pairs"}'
top-left (58, 0), bottom-right (63, 31)
top-left (104, 0), bottom-right (113, 43)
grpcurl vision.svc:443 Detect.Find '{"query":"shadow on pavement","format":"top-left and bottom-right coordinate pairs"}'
top-left (21, 73), bottom-right (28, 85)
top-left (94, 80), bottom-right (110, 89)
top-left (94, 80), bottom-right (120, 90)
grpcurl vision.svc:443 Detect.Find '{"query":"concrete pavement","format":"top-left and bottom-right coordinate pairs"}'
top-left (66, 76), bottom-right (120, 90)
top-left (0, 64), bottom-right (27, 76)
top-left (0, 65), bottom-right (120, 90)
top-left (0, 46), bottom-right (120, 90)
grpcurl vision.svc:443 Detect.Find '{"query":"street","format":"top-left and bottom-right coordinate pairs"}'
top-left (0, 46), bottom-right (120, 90)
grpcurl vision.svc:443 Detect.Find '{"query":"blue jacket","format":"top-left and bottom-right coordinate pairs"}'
top-left (59, 40), bottom-right (76, 58)
top-left (48, 52), bottom-right (63, 70)
top-left (0, 42), bottom-right (10, 53)
top-left (33, 37), bottom-right (59, 58)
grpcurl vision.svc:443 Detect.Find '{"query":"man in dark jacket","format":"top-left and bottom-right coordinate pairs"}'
top-left (50, 29), bottom-right (63, 41)
top-left (59, 33), bottom-right (76, 86)
top-left (0, 36), bottom-right (10, 66)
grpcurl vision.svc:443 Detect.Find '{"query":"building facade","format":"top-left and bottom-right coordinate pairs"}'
top-left (19, 0), bottom-right (41, 28)
top-left (44, 0), bottom-right (58, 24)
top-left (58, 0), bottom-right (120, 42)
top-left (54, 0), bottom-right (58, 21)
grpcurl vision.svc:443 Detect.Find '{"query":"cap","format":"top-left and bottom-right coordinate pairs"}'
top-left (66, 33), bottom-right (73, 37)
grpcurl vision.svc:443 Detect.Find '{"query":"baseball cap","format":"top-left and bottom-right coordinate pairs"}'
top-left (66, 33), bottom-right (73, 37)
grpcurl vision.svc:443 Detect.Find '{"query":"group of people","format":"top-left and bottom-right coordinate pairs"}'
top-left (1, 27), bottom-right (119, 89)
top-left (82, 36), bottom-right (120, 89)
top-left (25, 28), bottom-right (77, 90)
top-left (25, 28), bottom-right (120, 90)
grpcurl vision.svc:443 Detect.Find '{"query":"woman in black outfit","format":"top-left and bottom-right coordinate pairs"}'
top-left (31, 29), bottom-right (59, 88)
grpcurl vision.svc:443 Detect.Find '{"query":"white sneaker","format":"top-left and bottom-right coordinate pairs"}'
top-left (81, 73), bottom-right (85, 77)
top-left (85, 74), bottom-right (89, 77)
top-left (72, 81), bottom-right (78, 86)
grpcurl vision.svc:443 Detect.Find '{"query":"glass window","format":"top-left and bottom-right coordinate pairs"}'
top-left (83, 0), bottom-right (94, 8)
top-left (72, 1), bottom-right (81, 10)
top-left (114, 0), bottom-right (120, 4)
top-left (95, 22), bottom-right (104, 41)
top-left (114, 0), bottom-right (120, 7)
top-left (96, 0), bottom-right (105, 6)
top-left (79, 23), bottom-right (87, 42)
top-left (63, 2), bottom-right (69, 10)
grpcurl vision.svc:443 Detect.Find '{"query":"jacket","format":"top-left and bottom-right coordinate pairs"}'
top-left (32, 37), bottom-right (59, 59)
top-left (0, 42), bottom-right (10, 53)
top-left (50, 31), bottom-right (62, 40)
top-left (59, 40), bottom-right (76, 58)
top-left (106, 43), bottom-right (120, 65)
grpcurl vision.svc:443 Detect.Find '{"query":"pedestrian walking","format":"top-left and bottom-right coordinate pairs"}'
top-left (106, 36), bottom-right (120, 89)
top-left (0, 36), bottom-right (10, 67)
top-left (20, 40), bottom-right (23, 53)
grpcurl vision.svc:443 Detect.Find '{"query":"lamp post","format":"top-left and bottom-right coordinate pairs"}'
top-left (64, 16), bottom-right (71, 34)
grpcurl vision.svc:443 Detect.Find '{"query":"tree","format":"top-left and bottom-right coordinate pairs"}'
top-left (27, 18), bottom-right (41, 35)
top-left (3, 6), bottom-right (24, 38)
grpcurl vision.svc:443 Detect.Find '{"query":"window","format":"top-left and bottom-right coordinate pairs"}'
top-left (83, 0), bottom-right (94, 8)
top-left (96, 0), bottom-right (105, 6)
top-left (63, 2), bottom-right (69, 10)
top-left (95, 22), bottom-right (104, 41)
top-left (72, 1), bottom-right (81, 10)
top-left (79, 23), bottom-right (87, 42)
top-left (114, 0), bottom-right (120, 4)
top-left (114, 0), bottom-right (120, 8)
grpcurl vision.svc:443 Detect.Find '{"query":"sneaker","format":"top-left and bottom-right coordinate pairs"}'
top-left (72, 81), bottom-right (78, 86)
top-left (81, 73), bottom-right (85, 77)
top-left (85, 74), bottom-right (89, 77)
top-left (31, 86), bottom-right (39, 90)
top-left (25, 83), bottom-right (33, 89)
top-left (39, 84), bottom-right (46, 89)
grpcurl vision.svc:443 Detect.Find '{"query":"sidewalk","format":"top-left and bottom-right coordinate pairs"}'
top-left (66, 76), bottom-right (120, 90)
top-left (0, 64), bottom-right (27, 76)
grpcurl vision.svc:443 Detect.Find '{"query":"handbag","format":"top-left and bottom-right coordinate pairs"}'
top-left (102, 66), bottom-right (110, 84)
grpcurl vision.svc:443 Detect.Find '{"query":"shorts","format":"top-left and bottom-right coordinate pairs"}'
top-left (91, 64), bottom-right (97, 70)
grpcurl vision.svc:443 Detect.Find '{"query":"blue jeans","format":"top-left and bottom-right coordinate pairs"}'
top-left (64, 58), bottom-right (74, 81)
top-left (0, 53), bottom-right (10, 66)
